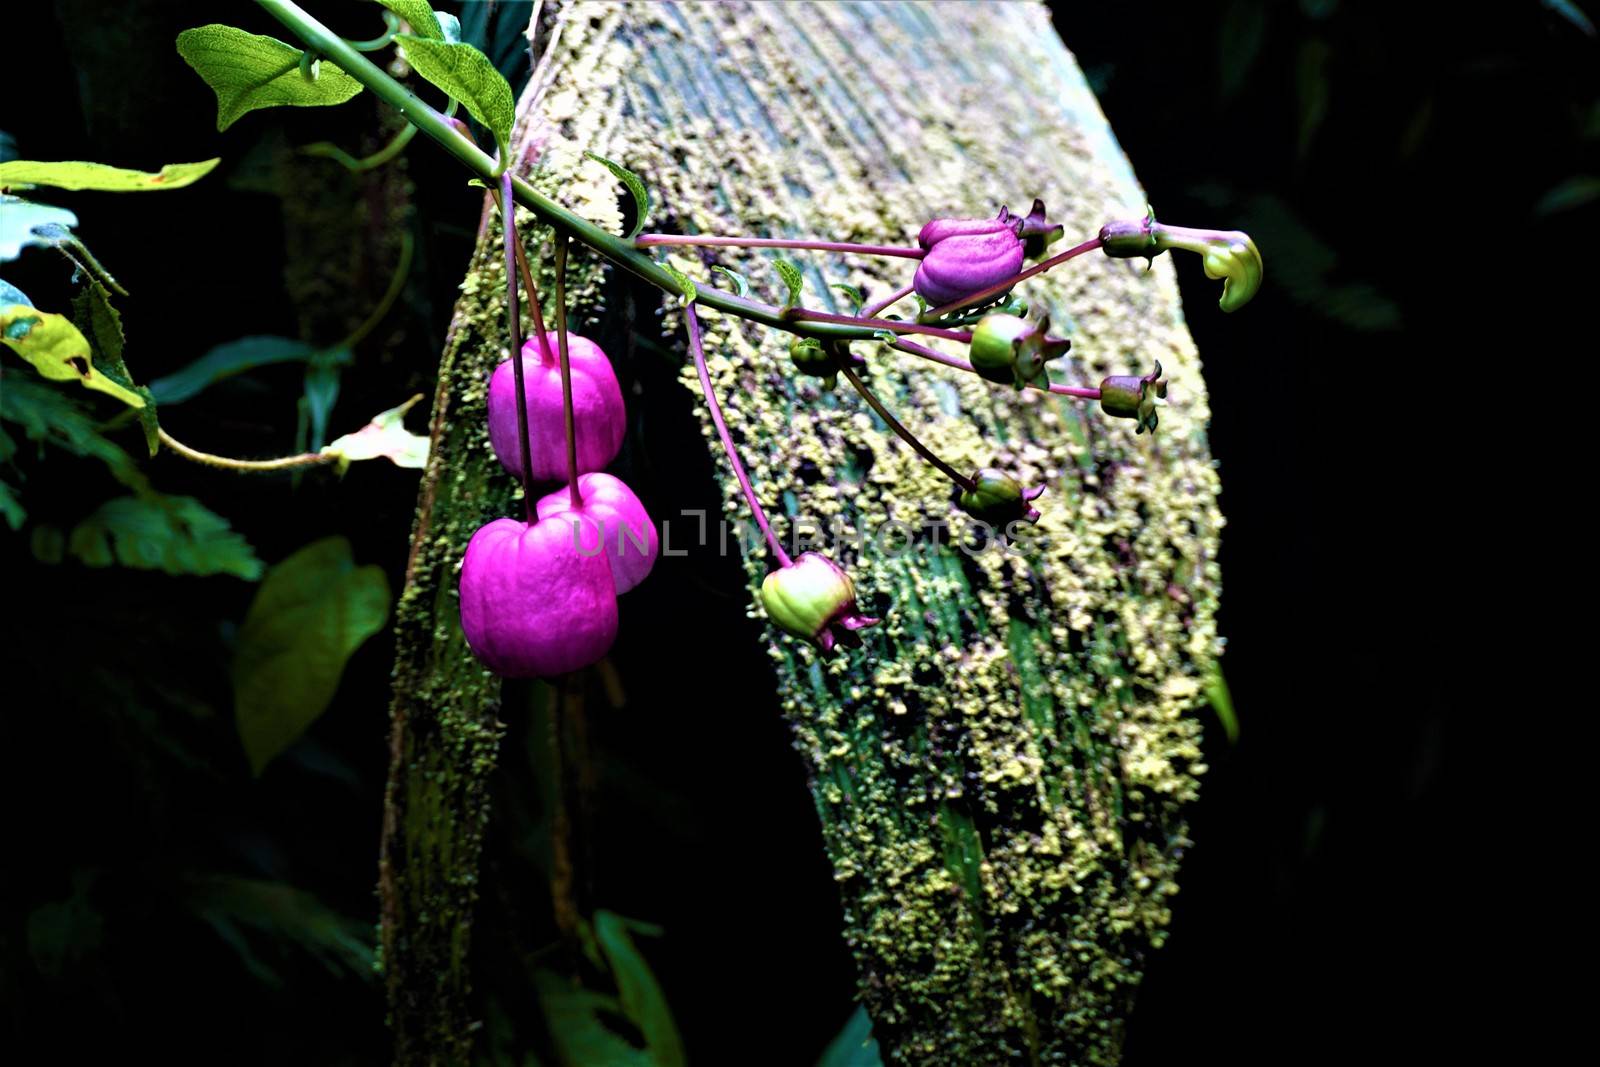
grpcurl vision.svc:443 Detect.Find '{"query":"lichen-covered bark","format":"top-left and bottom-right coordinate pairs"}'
top-left (385, 2), bottom-right (1222, 1064)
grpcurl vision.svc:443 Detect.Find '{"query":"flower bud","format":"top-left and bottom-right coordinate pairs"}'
top-left (1099, 360), bottom-right (1168, 435)
top-left (913, 210), bottom-right (1025, 307)
top-left (967, 312), bottom-right (1072, 390)
top-left (759, 552), bottom-right (880, 654)
top-left (959, 468), bottom-right (1045, 527)
top-left (536, 472), bottom-right (658, 594)
top-left (458, 515), bottom-right (618, 678)
top-left (487, 332), bottom-right (625, 482)
top-left (788, 336), bottom-right (864, 392)
top-left (1100, 213), bottom-right (1263, 312)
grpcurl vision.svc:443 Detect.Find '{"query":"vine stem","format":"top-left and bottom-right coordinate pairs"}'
top-left (636, 234), bottom-right (925, 259)
top-left (788, 307), bottom-right (971, 342)
top-left (499, 171), bottom-right (537, 522)
top-left (553, 235), bottom-right (582, 509)
top-left (840, 366), bottom-right (974, 492)
top-left (890, 337), bottom-right (1101, 400)
top-left (686, 304), bottom-right (791, 568)
top-left (157, 428), bottom-right (333, 472)
top-left (920, 236), bottom-right (1104, 319)
top-left (859, 282), bottom-right (914, 319)
top-left (250, 0), bottom-right (962, 346)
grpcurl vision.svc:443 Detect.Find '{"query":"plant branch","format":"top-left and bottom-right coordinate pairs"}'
top-left (636, 234), bottom-right (925, 259)
top-left (499, 171), bottom-right (536, 520)
top-left (920, 236), bottom-right (1103, 319)
top-left (686, 304), bottom-right (791, 567)
top-left (158, 428), bottom-right (334, 472)
top-left (553, 235), bottom-right (582, 509)
top-left (840, 366), bottom-right (974, 491)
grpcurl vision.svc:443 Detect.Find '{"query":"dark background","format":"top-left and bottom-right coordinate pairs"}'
top-left (4, 1), bottom-right (1588, 1063)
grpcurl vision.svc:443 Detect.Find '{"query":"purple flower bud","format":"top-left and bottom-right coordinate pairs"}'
top-left (487, 332), bottom-right (626, 482)
top-left (912, 210), bottom-right (1025, 307)
top-left (459, 515), bottom-right (619, 678)
top-left (959, 468), bottom-right (1045, 527)
top-left (759, 552), bottom-right (880, 654)
top-left (535, 472), bottom-right (658, 594)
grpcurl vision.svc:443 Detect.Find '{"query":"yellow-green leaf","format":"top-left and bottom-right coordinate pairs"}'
top-left (0, 158), bottom-right (221, 193)
top-left (396, 35), bottom-right (514, 155)
top-left (176, 25), bottom-right (364, 132)
top-left (375, 1), bottom-right (443, 40)
top-left (1, 305), bottom-right (144, 409)
top-left (233, 537), bottom-right (390, 775)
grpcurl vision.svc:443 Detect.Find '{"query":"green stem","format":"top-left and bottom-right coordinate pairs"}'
top-left (338, 230), bottom-right (413, 350)
top-left (158, 428), bottom-right (333, 472)
top-left (251, 0), bottom-right (945, 346)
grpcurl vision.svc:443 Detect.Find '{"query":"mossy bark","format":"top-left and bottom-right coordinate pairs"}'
top-left (382, 3), bottom-right (1223, 1064)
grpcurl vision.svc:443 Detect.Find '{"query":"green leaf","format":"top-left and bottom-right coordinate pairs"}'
top-left (176, 25), bottom-right (365, 132)
top-left (1536, 175), bottom-right (1600, 216)
top-left (375, 1), bottom-right (444, 39)
top-left (0, 278), bottom-right (30, 307)
top-left (320, 393), bottom-right (430, 472)
top-left (712, 265), bottom-right (750, 297)
top-left (396, 35), bottom-right (515, 155)
top-left (582, 152), bottom-right (651, 241)
top-left (0, 374), bottom-right (148, 493)
top-left (593, 911), bottom-right (686, 1067)
top-left (150, 335), bottom-right (318, 405)
top-left (302, 347), bottom-right (352, 451)
top-left (535, 970), bottom-right (655, 1067)
top-left (185, 875), bottom-right (375, 987)
top-left (659, 262), bottom-right (696, 307)
top-left (0, 194), bottom-right (77, 262)
top-left (68, 493), bottom-right (262, 579)
top-left (233, 536), bottom-right (390, 774)
top-left (773, 257), bottom-right (805, 311)
top-left (816, 1006), bottom-right (883, 1067)
top-left (830, 282), bottom-right (864, 314)
top-left (0, 304), bottom-right (145, 409)
top-left (1205, 662), bottom-right (1239, 744)
top-left (70, 281), bottom-right (159, 455)
top-left (0, 158), bottom-right (220, 193)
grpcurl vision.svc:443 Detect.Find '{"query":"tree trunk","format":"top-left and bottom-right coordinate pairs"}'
top-left (381, 2), bottom-right (1223, 1064)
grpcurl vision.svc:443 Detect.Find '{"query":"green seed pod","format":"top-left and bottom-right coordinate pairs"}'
top-left (788, 336), bottom-right (863, 392)
top-left (1098, 360), bottom-right (1168, 434)
top-left (968, 312), bottom-right (1071, 390)
top-left (959, 468), bottom-right (1045, 527)
top-left (759, 552), bottom-right (880, 654)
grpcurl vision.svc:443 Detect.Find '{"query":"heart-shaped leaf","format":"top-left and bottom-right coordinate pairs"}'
top-left (396, 35), bottom-right (514, 156)
top-left (233, 537), bottom-right (390, 774)
top-left (176, 25), bottom-right (364, 132)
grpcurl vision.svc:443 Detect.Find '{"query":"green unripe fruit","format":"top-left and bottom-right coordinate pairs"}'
top-left (759, 552), bottom-right (880, 654)
top-left (967, 313), bottom-right (1071, 390)
top-left (958, 468), bottom-right (1045, 527)
top-left (1098, 360), bottom-right (1167, 435)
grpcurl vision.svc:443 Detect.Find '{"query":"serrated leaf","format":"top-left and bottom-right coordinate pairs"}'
top-left (1, 305), bottom-right (144, 408)
top-left (658, 262), bottom-right (696, 307)
top-left (773, 258), bottom-right (804, 311)
top-left (0, 158), bottom-right (220, 193)
top-left (0, 278), bottom-right (31, 307)
top-left (0, 195), bottom-right (77, 262)
top-left (582, 151), bottom-right (651, 241)
top-left (396, 35), bottom-right (514, 155)
top-left (176, 25), bottom-right (365, 132)
top-left (375, 1), bottom-right (444, 40)
top-left (233, 536), bottom-right (390, 774)
top-left (321, 393), bottom-right (429, 472)
top-left (0, 374), bottom-right (148, 493)
top-left (149, 335), bottom-right (319, 405)
top-left (593, 911), bottom-right (686, 1067)
top-left (70, 281), bottom-right (159, 455)
top-left (830, 282), bottom-right (864, 314)
top-left (712, 265), bottom-right (750, 298)
top-left (68, 493), bottom-right (262, 579)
